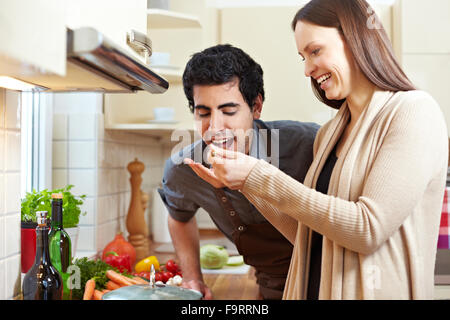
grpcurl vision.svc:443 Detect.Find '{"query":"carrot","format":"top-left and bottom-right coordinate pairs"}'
top-left (127, 278), bottom-right (140, 285)
top-left (106, 270), bottom-right (134, 286)
top-left (93, 289), bottom-right (103, 300)
top-left (130, 276), bottom-right (149, 285)
top-left (83, 279), bottom-right (96, 300)
top-left (101, 289), bottom-right (111, 294)
top-left (106, 280), bottom-right (122, 290)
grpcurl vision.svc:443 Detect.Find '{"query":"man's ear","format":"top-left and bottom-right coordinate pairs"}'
top-left (252, 94), bottom-right (263, 119)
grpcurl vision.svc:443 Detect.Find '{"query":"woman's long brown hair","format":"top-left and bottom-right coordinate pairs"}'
top-left (292, 0), bottom-right (416, 109)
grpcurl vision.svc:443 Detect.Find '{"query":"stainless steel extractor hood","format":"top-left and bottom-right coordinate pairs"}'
top-left (14, 27), bottom-right (169, 93)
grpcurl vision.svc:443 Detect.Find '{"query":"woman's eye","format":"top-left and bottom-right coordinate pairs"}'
top-left (198, 113), bottom-right (210, 118)
top-left (311, 48), bottom-right (320, 56)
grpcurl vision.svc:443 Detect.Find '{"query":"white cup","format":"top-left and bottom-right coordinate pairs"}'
top-left (153, 107), bottom-right (174, 121)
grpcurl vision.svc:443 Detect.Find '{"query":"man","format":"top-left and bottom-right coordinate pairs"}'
top-left (158, 44), bottom-right (319, 299)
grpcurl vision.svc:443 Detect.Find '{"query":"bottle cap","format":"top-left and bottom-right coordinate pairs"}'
top-left (51, 193), bottom-right (63, 199)
top-left (36, 211), bottom-right (48, 227)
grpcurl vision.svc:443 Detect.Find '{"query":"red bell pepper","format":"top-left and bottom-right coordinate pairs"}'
top-left (103, 251), bottom-right (131, 273)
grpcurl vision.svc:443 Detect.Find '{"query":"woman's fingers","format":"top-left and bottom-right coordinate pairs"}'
top-left (183, 158), bottom-right (226, 188)
top-left (208, 144), bottom-right (238, 161)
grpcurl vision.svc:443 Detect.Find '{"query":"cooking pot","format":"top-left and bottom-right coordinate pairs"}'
top-left (102, 284), bottom-right (203, 300)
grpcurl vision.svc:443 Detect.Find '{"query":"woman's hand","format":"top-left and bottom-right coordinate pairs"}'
top-left (184, 144), bottom-right (258, 190)
top-left (183, 158), bottom-right (226, 189)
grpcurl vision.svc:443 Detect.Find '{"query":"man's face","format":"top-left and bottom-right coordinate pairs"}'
top-left (193, 79), bottom-right (262, 154)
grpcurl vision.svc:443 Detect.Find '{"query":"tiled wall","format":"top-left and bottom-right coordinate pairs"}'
top-left (0, 89), bottom-right (22, 300)
top-left (52, 93), bottom-right (166, 258)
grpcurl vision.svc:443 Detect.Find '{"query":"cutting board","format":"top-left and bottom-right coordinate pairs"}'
top-left (155, 237), bottom-right (240, 256)
top-left (201, 264), bottom-right (250, 275)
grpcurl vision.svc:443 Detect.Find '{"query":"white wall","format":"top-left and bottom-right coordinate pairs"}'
top-left (52, 93), bottom-right (167, 258)
top-left (0, 89), bottom-right (22, 299)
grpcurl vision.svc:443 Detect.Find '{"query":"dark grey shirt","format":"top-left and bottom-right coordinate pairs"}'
top-left (158, 119), bottom-right (319, 242)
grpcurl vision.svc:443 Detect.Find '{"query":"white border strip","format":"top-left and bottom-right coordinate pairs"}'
top-left (208, 0), bottom-right (396, 8)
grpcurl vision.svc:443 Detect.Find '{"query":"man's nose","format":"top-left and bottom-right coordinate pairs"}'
top-left (209, 111), bottom-right (224, 131)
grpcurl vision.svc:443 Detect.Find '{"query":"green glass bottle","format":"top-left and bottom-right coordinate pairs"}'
top-left (48, 193), bottom-right (72, 300)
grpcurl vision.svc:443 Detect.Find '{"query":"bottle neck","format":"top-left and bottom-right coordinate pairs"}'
top-left (51, 199), bottom-right (63, 228)
top-left (35, 225), bottom-right (51, 265)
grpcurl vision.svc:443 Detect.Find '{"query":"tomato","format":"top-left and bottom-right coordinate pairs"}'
top-left (138, 271), bottom-right (150, 280)
top-left (161, 271), bottom-right (174, 283)
top-left (165, 259), bottom-right (179, 273)
top-left (154, 272), bottom-right (164, 283)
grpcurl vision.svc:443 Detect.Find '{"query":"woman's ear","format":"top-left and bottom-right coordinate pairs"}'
top-left (252, 94), bottom-right (263, 119)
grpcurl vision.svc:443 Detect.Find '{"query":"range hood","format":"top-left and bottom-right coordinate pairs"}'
top-left (15, 27), bottom-right (169, 94)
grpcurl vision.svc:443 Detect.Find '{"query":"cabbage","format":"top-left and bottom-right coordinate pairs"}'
top-left (200, 244), bottom-right (229, 269)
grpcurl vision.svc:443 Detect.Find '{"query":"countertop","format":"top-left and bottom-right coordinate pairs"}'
top-left (149, 230), bottom-right (260, 300)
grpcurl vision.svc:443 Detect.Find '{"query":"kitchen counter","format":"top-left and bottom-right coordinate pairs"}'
top-left (149, 230), bottom-right (260, 300)
top-left (203, 267), bottom-right (260, 300)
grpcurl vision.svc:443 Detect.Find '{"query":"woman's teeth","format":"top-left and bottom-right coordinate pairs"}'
top-left (317, 73), bottom-right (331, 84)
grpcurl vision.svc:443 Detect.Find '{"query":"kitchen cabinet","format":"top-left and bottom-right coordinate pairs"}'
top-left (146, 8), bottom-right (202, 83)
top-left (147, 8), bottom-right (201, 29)
top-left (104, 0), bottom-right (216, 137)
top-left (393, 0), bottom-right (450, 130)
top-left (0, 0), bottom-right (66, 78)
top-left (394, 0), bottom-right (450, 55)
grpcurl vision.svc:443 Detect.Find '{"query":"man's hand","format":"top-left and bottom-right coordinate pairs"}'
top-left (181, 279), bottom-right (213, 300)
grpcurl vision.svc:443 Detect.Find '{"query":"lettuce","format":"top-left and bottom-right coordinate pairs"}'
top-left (200, 244), bottom-right (229, 269)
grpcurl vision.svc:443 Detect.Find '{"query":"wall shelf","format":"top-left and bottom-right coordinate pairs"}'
top-left (105, 122), bottom-right (194, 137)
top-left (147, 9), bottom-right (202, 29)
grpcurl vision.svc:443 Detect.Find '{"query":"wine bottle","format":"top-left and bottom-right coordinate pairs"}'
top-left (22, 211), bottom-right (63, 300)
top-left (48, 193), bottom-right (72, 300)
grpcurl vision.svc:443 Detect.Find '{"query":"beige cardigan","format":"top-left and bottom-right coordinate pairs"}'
top-left (242, 90), bottom-right (448, 299)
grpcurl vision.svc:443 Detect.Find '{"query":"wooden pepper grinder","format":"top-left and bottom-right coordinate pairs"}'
top-left (126, 158), bottom-right (151, 262)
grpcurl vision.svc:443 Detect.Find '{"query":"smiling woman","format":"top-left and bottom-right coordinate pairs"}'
top-left (189, 0), bottom-right (448, 300)
top-left (293, 0), bottom-right (415, 109)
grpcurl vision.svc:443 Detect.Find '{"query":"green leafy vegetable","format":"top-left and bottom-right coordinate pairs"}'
top-left (72, 257), bottom-right (133, 300)
top-left (72, 257), bottom-right (112, 300)
top-left (21, 185), bottom-right (86, 228)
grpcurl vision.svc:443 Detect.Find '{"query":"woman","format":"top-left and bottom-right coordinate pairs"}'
top-left (186, 0), bottom-right (448, 299)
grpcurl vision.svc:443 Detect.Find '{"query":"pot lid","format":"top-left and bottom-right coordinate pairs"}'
top-left (102, 284), bottom-right (203, 300)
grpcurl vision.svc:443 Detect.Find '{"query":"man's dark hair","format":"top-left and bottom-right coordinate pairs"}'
top-left (182, 44), bottom-right (265, 113)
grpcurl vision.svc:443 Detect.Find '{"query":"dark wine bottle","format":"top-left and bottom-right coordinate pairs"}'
top-left (22, 211), bottom-right (63, 300)
top-left (49, 193), bottom-right (72, 299)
